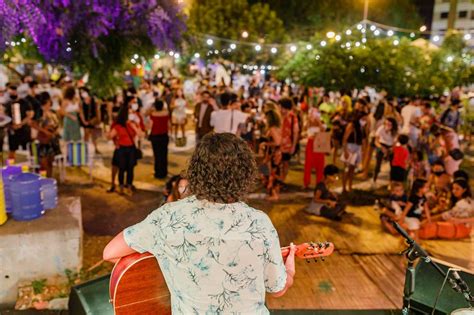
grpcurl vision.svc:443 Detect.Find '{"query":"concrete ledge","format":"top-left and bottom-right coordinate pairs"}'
top-left (0, 197), bottom-right (82, 307)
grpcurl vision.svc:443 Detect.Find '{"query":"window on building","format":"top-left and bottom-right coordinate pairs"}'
top-left (459, 11), bottom-right (468, 18)
top-left (440, 12), bottom-right (449, 19)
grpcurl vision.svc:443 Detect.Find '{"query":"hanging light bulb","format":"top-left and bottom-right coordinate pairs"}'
top-left (374, 29), bottom-right (380, 36)
top-left (355, 41), bottom-right (361, 47)
top-left (357, 24), bottom-right (363, 30)
top-left (255, 45), bottom-right (261, 51)
top-left (370, 25), bottom-right (376, 31)
top-left (326, 31), bottom-right (335, 39)
top-left (290, 45), bottom-right (297, 52)
top-left (320, 40), bottom-right (327, 47)
top-left (345, 29), bottom-right (352, 35)
top-left (387, 30), bottom-right (394, 37)
top-left (271, 47), bottom-right (278, 54)
top-left (306, 44), bottom-right (313, 50)
top-left (433, 35), bottom-right (440, 42)
top-left (362, 38), bottom-right (367, 43)
top-left (393, 39), bottom-right (400, 46)
top-left (206, 39), bottom-right (214, 46)
top-left (230, 43), bottom-right (236, 50)
top-left (335, 35), bottom-right (341, 41)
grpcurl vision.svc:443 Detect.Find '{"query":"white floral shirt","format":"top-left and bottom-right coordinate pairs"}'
top-left (124, 195), bottom-right (287, 314)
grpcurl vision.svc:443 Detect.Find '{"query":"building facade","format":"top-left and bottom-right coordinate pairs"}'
top-left (431, 0), bottom-right (474, 45)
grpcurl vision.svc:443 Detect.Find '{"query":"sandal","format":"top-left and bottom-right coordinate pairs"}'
top-left (106, 186), bottom-right (116, 193)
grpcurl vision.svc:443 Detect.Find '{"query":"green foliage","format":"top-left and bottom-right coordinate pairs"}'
top-left (278, 33), bottom-right (474, 96)
top-left (31, 279), bottom-right (47, 295)
top-left (187, 0), bottom-right (287, 63)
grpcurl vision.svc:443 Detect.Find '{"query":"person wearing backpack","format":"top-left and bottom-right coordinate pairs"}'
top-left (439, 99), bottom-right (461, 131)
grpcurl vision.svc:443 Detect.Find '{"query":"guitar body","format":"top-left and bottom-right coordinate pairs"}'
top-left (109, 252), bottom-right (171, 314)
top-left (109, 242), bottom-right (333, 314)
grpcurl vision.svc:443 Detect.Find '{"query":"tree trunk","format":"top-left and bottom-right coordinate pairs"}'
top-left (447, 0), bottom-right (458, 30)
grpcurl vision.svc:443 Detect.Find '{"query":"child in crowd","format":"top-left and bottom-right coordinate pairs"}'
top-left (398, 178), bottom-right (431, 241)
top-left (306, 165), bottom-right (347, 221)
top-left (390, 134), bottom-right (410, 184)
top-left (408, 150), bottom-right (430, 186)
top-left (162, 174), bottom-right (190, 204)
top-left (378, 182), bottom-right (408, 234)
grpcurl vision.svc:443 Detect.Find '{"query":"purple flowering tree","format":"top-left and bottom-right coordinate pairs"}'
top-left (0, 0), bottom-right (185, 94)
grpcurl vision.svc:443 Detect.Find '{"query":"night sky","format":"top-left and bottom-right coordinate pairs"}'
top-left (413, 0), bottom-right (435, 29)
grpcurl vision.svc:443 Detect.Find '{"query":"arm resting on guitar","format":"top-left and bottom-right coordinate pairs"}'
top-left (103, 232), bottom-right (137, 263)
top-left (270, 243), bottom-right (297, 298)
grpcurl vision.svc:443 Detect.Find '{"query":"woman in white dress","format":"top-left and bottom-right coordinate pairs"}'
top-left (171, 88), bottom-right (187, 141)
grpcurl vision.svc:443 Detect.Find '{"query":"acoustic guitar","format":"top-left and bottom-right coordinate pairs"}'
top-left (109, 242), bottom-right (334, 314)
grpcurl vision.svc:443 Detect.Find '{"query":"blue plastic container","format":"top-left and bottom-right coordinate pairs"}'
top-left (2, 165), bottom-right (22, 213)
top-left (10, 173), bottom-right (44, 221)
top-left (40, 177), bottom-right (58, 210)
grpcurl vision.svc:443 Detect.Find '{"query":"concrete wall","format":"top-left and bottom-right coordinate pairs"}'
top-left (0, 197), bottom-right (82, 307)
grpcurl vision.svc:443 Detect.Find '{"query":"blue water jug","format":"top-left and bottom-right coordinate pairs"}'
top-left (10, 173), bottom-right (44, 221)
top-left (2, 165), bottom-right (22, 213)
top-left (40, 177), bottom-right (58, 210)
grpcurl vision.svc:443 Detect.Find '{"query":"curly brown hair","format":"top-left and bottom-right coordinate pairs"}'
top-left (187, 133), bottom-right (257, 203)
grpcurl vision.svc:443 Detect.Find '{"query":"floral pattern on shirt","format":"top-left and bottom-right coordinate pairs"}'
top-left (123, 196), bottom-right (287, 314)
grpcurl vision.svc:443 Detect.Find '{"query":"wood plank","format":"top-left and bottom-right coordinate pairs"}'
top-left (267, 253), bottom-right (398, 310)
top-left (353, 255), bottom-right (405, 308)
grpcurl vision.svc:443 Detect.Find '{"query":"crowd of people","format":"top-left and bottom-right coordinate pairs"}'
top-left (1, 66), bottom-right (473, 241)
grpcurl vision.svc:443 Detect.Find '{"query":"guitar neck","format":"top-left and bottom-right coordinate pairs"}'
top-left (281, 242), bottom-right (334, 260)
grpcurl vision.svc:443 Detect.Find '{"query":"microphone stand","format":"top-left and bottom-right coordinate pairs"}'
top-left (390, 221), bottom-right (474, 314)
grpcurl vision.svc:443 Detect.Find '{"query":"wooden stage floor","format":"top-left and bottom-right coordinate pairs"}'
top-left (248, 198), bottom-right (473, 311)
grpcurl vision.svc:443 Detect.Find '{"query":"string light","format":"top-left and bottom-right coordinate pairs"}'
top-left (133, 53), bottom-right (139, 59)
top-left (420, 25), bottom-right (427, 32)
top-left (154, 54), bottom-right (160, 59)
top-left (21, 38), bottom-right (26, 43)
top-left (345, 29), bottom-right (352, 35)
top-left (306, 44), bottom-right (312, 50)
top-left (464, 34), bottom-right (471, 41)
top-left (326, 31), bottom-right (335, 39)
top-left (193, 53), bottom-right (199, 58)
top-left (410, 32), bottom-right (415, 38)
top-left (433, 35), bottom-right (440, 42)
top-left (357, 24), bottom-right (363, 30)
top-left (174, 53), bottom-right (180, 59)
top-left (387, 30), bottom-right (394, 37)
top-left (290, 45), bottom-right (297, 52)
top-left (130, 58), bottom-right (136, 64)
top-left (255, 45), bottom-right (261, 51)
top-left (355, 41), bottom-right (361, 47)
top-left (320, 40), bottom-right (327, 47)
top-left (241, 31), bottom-right (249, 38)
top-left (169, 51), bottom-right (174, 56)
top-left (393, 39), bottom-right (400, 46)
top-left (230, 43), bottom-right (236, 49)
top-left (206, 38), bottom-right (213, 46)
top-left (361, 28), bottom-right (366, 34)
top-left (362, 38), bottom-right (367, 43)
top-left (446, 56), bottom-right (454, 62)
top-left (335, 34), bottom-right (341, 41)
top-left (271, 47), bottom-right (278, 54)
top-left (370, 25), bottom-right (376, 31)
top-left (374, 29), bottom-right (380, 36)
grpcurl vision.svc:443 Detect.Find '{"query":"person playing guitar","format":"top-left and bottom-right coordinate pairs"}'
top-left (103, 133), bottom-right (297, 314)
